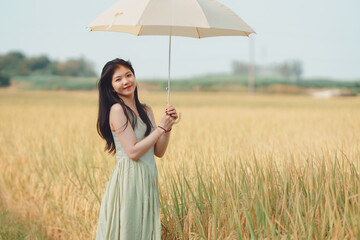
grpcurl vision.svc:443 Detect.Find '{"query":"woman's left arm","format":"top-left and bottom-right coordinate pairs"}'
top-left (146, 105), bottom-right (175, 158)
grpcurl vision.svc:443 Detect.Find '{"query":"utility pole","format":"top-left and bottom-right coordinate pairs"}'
top-left (248, 35), bottom-right (255, 95)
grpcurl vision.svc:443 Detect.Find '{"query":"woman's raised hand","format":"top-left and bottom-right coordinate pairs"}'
top-left (159, 111), bottom-right (174, 132)
top-left (165, 104), bottom-right (178, 121)
top-left (159, 104), bottom-right (178, 131)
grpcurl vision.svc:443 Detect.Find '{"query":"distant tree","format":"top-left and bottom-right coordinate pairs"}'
top-left (291, 60), bottom-right (303, 81)
top-left (0, 73), bottom-right (10, 87)
top-left (273, 60), bottom-right (303, 81)
top-left (50, 58), bottom-right (96, 77)
top-left (232, 61), bottom-right (249, 75)
top-left (0, 51), bottom-right (97, 78)
top-left (0, 51), bottom-right (29, 76)
top-left (25, 55), bottom-right (51, 71)
top-left (277, 62), bottom-right (292, 80)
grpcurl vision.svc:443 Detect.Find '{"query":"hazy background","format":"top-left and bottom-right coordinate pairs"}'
top-left (1, 0), bottom-right (360, 80)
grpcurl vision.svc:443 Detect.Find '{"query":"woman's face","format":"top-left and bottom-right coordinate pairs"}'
top-left (111, 65), bottom-right (136, 99)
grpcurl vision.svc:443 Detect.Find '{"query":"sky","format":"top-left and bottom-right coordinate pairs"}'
top-left (1, 0), bottom-right (360, 80)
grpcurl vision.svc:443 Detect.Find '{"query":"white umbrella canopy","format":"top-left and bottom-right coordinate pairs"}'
top-left (88, 0), bottom-right (255, 38)
top-left (88, 0), bottom-right (255, 123)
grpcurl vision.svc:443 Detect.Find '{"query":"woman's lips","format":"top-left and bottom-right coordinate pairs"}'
top-left (124, 86), bottom-right (131, 90)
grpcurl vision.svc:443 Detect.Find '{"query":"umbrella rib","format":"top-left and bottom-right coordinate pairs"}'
top-left (137, 26), bottom-right (143, 36)
top-left (196, 27), bottom-right (201, 38)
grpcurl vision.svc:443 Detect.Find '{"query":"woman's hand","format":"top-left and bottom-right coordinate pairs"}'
top-left (165, 104), bottom-right (178, 121)
top-left (158, 104), bottom-right (178, 132)
top-left (159, 111), bottom-right (175, 131)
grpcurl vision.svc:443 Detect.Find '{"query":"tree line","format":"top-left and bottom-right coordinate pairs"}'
top-left (232, 60), bottom-right (303, 82)
top-left (0, 51), bottom-right (97, 86)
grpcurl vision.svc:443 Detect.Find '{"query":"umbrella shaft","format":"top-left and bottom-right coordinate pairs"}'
top-left (167, 29), bottom-right (172, 105)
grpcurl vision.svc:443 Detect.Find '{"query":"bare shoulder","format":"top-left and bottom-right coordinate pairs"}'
top-left (110, 103), bottom-right (123, 112)
top-left (110, 103), bottom-right (126, 119)
top-left (109, 103), bottom-right (127, 130)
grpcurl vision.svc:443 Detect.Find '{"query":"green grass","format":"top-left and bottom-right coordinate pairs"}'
top-left (0, 204), bottom-right (47, 240)
top-left (159, 152), bottom-right (360, 239)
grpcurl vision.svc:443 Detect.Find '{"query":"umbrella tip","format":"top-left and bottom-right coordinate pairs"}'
top-left (246, 31), bottom-right (256, 37)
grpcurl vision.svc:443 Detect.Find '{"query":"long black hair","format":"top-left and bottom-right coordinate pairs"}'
top-left (96, 58), bottom-right (153, 155)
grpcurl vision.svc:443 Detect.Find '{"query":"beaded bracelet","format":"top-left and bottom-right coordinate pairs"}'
top-left (158, 125), bottom-right (172, 133)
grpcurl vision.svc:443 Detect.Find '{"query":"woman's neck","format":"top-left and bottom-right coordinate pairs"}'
top-left (120, 95), bottom-right (136, 109)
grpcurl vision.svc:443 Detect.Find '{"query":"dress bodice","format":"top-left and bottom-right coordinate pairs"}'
top-left (111, 109), bottom-right (157, 176)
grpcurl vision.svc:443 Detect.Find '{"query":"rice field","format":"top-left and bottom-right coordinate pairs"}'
top-left (0, 89), bottom-right (359, 239)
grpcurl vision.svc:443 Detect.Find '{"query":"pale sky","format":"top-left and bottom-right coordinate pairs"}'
top-left (1, 0), bottom-right (359, 80)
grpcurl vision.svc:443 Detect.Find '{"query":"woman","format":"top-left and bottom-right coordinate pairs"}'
top-left (95, 58), bottom-right (178, 239)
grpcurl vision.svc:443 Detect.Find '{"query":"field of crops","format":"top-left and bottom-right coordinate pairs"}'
top-left (0, 89), bottom-right (359, 239)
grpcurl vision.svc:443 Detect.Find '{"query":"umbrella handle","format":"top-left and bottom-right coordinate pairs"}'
top-left (166, 89), bottom-right (181, 124)
top-left (174, 112), bottom-right (181, 124)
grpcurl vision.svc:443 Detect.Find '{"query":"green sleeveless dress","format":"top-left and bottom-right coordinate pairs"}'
top-left (96, 110), bottom-right (161, 239)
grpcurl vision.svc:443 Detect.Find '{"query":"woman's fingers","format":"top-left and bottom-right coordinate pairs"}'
top-left (166, 105), bottom-right (176, 113)
top-left (166, 110), bottom-right (176, 115)
top-left (165, 112), bottom-right (177, 121)
top-left (169, 113), bottom-right (178, 120)
top-left (167, 112), bottom-right (178, 120)
top-left (165, 105), bottom-right (178, 121)
top-left (166, 105), bottom-right (175, 111)
top-left (165, 109), bottom-right (177, 115)
top-left (166, 111), bottom-right (178, 120)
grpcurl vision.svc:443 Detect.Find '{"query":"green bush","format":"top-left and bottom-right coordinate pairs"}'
top-left (0, 74), bottom-right (10, 87)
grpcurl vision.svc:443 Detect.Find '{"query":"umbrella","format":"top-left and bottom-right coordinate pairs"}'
top-left (88, 0), bottom-right (255, 122)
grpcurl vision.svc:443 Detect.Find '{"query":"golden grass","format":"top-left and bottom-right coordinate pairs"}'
top-left (0, 89), bottom-right (359, 239)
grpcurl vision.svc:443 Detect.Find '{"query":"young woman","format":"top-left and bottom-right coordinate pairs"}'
top-left (95, 58), bottom-right (178, 239)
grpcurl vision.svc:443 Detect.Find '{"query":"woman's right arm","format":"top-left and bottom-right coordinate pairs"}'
top-left (110, 104), bottom-right (169, 161)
